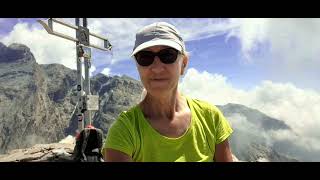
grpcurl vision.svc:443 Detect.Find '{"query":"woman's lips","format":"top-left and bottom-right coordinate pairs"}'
top-left (151, 78), bottom-right (168, 81)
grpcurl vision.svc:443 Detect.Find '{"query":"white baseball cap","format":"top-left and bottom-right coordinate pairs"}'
top-left (131, 22), bottom-right (185, 56)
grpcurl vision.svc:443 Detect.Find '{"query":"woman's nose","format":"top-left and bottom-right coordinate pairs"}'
top-left (150, 56), bottom-right (164, 73)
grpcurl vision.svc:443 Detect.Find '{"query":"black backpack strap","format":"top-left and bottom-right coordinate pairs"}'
top-left (96, 128), bottom-right (103, 151)
top-left (96, 128), bottom-right (104, 161)
top-left (73, 129), bottom-right (86, 162)
top-left (80, 128), bottom-right (90, 161)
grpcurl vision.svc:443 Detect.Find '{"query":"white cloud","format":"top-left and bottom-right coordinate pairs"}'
top-left (227, 18), bottom-right (269, 60)
top-left (269, 129), bottom-right (320, 152)
top-left (248, 81), bottom-right (320, 140)
top-left (267, 19), bottom-right (320, 65)
top-left (227, 18), bottom-right (320, 74)
top-left (101, 67), bottom-right (111, 76)
top-left (179, 68), bottom-right (247, 105)
top-left (228, 113), bottom-right (256, 132)
top-left (1, 22), bottom-right (77, 70)
top-left (226, 113), bottom-right (274, 157)
top-left (171, 18), bottom-right (236, 41)
top-left (179, 68), bottom-right (320, 159)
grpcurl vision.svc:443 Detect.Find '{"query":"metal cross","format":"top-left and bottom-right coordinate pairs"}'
top-left (38, 18), bottom-right (112, 134)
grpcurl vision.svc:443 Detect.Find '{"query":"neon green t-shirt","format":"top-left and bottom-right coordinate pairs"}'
top-left (102, 96), bottom-right (233, 162)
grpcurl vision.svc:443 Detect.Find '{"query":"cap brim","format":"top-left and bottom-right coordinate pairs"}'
top-left (131, 39), bottom-right (182, 57)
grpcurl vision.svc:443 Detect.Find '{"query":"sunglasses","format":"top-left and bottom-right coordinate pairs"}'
top-left (134, 48), bottom-right (179, 67)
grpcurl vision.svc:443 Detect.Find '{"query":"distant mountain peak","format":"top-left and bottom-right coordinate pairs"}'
top-left (218, 103), bottom-right (291, 131)
top-left (0, 42), bottom-right (35, 63)
top-left (8, 43), bottom-right (31, 52)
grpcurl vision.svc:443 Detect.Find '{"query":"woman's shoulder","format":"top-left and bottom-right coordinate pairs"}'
top-left (116, 104), bottom-right (142, 125)
top-left (185, 96), bottom-right (221, 113)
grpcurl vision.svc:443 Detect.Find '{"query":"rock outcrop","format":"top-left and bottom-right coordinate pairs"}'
top-left (0, 135), bottom-right (75, 162)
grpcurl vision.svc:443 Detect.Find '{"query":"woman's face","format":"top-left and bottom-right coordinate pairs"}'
top-left (135, 45), bottom-right (188, 96)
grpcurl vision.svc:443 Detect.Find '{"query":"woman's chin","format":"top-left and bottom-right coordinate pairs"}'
top-left (148, 80), bottom-right (170, 88)
top-left (147, 86), bottom-right (171, 95)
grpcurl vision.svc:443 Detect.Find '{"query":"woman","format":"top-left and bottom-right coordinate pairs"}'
top-left (102, 22), bottom-right (233, 162)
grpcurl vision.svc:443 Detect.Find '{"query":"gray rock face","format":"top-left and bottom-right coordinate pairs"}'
top-left (237, 142), bottom-right (298, 162)
top-left (0, 43), bottom-right (69, 154)
top-left (89, 74), bottom-right (143, 134)
top-left (0, 141), bottom-right (75, 162)
top-left (0, 135), bottom-right (77, 162)
top-left (0, 42), bottom-right (143, 154)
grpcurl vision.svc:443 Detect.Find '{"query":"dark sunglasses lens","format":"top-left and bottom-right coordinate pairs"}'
top-left (135, 48), bottom-right (179, 66)
top-left (135, 51), bottom-right (154, 66)
top-left (158, 48), bottom-right (178, 64)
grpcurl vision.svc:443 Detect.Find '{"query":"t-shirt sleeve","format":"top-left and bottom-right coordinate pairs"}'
top-left (212, 107), bottom-right (233, 144)
top-left (102, 112), bottom-right (135, 157)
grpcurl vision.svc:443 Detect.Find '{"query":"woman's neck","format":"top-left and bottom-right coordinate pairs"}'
top-left (140, 89), bottom-right (186, 120)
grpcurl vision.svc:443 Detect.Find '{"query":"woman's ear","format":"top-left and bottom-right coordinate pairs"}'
top-left (180, 54), bottom-right (188, 75)
top-left (181, 63), bottom-right (186, 75)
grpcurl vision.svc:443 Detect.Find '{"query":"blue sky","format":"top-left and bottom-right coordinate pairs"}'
top-left (1, 18), bottom-right (320, 161)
